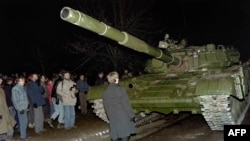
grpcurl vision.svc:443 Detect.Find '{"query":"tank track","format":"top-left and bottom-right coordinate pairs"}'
top-left (91, 99), bottom-right (163, 127)
top-left (91, 99), bottom-right (109, 123)
top-left (199, 94), bottom-right (250, 131)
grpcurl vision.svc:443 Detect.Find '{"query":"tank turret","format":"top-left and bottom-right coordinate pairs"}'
top-left (60, 7), bottom-right (250, 131)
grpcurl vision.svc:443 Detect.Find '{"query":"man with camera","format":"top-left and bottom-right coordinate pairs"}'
top-left (76, 74), bottom-right (89, 115)
top-left (56, 71), bottom-right (78, 129)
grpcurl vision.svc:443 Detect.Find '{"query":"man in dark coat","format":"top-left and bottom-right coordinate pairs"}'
top-left (102, 71), bottom-right (136, 141)
top-left (27, 73), bottom-right (46, 134)
top-left (95, 71), bottom-right (105, 86)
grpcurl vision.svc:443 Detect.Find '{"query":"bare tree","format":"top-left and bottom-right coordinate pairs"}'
top-left (25, 44), bottom-right (66, 74)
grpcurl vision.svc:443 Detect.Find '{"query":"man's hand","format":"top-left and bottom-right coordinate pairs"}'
top-left (71, 87), bottom-right (77, 92)
top-left (55, 98), bottom-right (59, 105)
top-left (20, 110), bottom-right (24, 114)
top-left (33, 103), bottom-right (38, 108)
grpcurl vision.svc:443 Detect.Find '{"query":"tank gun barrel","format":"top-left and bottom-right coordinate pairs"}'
top-left (60, 7), bottom-right (180, 65)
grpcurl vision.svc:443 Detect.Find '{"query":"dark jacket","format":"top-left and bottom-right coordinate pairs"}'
top-left (76, 80), bottom-right (89, 93)
top-left (95, 77), bottom-right (105, 86)
top-left (102, 84), bottom-right (136, 139)
top-left (51, 77), bottom-right (63, 98)
top-left (27, 81), bottom-right (46, 106)
top-left (3, 84), bottom-right (13, 107)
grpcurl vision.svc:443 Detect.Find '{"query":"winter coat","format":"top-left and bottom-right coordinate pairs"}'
top-left (11, 84), bottom-right (29, 112)
top-left (27, 81), bottom-right (46, 106)
top-left (0, 88), bottom-right (16, 134)
top-left (41, 82), bottom-right (49, 98)
top-left (51, 77), bottom-right (63, 98)
top-left (95, 77), bottom-right (105, 86)
top-left (3, 84), bottom-right (13, 107)
top-left (102, 84), bottom-right (136, 139)
top-left (56, 79), bottom-right (77, 106)
top-left (76, 80), bottom-right (89, 93)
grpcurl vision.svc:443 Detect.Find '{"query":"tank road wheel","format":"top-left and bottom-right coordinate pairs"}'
top-left (90, 99), bottom-right (163, 127)
top-left (199, 95), bottom-right (250, 131)
top-left (91, 99), bottom-right (109, 123)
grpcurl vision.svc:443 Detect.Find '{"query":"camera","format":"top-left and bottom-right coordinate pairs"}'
top-left (69, 84), bottom-right (77, 91)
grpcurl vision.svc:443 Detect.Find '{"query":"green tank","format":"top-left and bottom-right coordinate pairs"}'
top-left (60, 7), bottom-right (250, 130)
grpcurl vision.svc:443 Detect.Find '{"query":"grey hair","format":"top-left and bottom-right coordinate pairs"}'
top-left (107, 71), bottom-right (119, 84)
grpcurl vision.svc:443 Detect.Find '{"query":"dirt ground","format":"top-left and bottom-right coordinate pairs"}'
top-left (137, 106), bottom-right (250, 141)
top-left (11, 108), bottom-right (110, 141)
top-left (136, 114), bottom-right (224, 141)
top-left (10, 105), bottom-right (250, 141)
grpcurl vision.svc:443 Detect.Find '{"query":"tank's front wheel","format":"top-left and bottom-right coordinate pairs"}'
top-left (91, 99), bottom-right (109, 123)
top-left (90, 99), bottom-right (163, 127)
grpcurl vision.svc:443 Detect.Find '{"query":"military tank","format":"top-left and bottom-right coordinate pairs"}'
top-left (60, 6), bottom-right (250, 131)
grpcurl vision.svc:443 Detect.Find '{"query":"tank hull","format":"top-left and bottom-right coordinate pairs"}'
top-left (88, 65), bottom-right (250, 130)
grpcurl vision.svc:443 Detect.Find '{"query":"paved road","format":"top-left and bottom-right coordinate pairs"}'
top-left (136, 107), bottom-right (250, 141)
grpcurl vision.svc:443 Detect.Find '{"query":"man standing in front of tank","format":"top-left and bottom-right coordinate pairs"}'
top-left (102, 71), bottom-right (136, 141)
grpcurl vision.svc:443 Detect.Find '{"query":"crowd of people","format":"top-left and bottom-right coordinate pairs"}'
top-left (0, 70), bottom-right (94, 141)
top-left (0, 69), bottom-right (136, 141)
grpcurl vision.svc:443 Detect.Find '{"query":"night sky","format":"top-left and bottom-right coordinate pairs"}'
top-left (2, 0), bottom-right (250, 74)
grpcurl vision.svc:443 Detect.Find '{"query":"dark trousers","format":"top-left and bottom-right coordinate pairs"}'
top-left (111, 136), bottom-right (129, 141)
top-left (43, 98), bottom-right (51, 119)
top-left (78, 92), bottom-right (87, 114)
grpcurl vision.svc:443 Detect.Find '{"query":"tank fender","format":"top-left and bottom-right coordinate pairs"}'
top-left (194, 77), bottom-right (235, 97)
top-left (87, 84), bottom-right (108, 100)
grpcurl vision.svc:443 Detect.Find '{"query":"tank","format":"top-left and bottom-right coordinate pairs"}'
top-left (60, 6), bottom-right (250, 130)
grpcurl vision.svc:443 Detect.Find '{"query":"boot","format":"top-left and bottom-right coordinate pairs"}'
top-left (57, 123), bottom-right (63, 129)
top-left (48, 119), bottom-right (54, 128)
